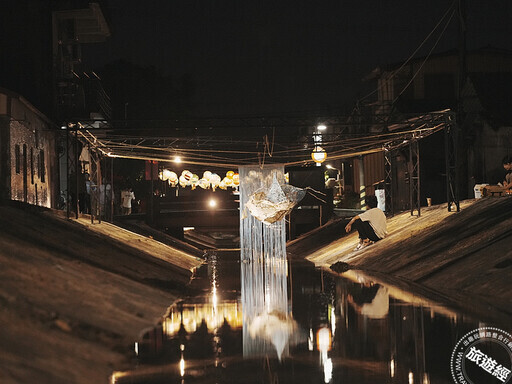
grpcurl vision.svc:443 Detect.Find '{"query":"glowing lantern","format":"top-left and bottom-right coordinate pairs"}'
top-left (224, 177), bottom-right (233, 187)
top-left (210, 173), bottom-right (221, 191)
top-left (311, 146), bottom-right (327, 163)
top-left (190, 174), bottom-right (199, 190)
top-left (219, 180), bottom-right (227, 190)
top-left (226, 170), bottom-right (235, 179)
top-left (168, 171), bottom-right (178, 187)
top-left (160, 169), bottom-right (173, 181)
top-left (232, 173), bottom-right (240, 186)
top-left (179, 175), bottom-right (188, 188)
top-left (203, 171), bottom-right (212, 181)
top-left (198, 178), bottom-right (210, 189)
top-left (181, 170), bottom-right (193, 183)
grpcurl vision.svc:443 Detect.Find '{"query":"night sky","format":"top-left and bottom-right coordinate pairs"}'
top-left (83, 0), bottom-right (512, 117)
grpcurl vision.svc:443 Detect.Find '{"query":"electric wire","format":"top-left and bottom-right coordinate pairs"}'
top-left (392, 6), bottom-right (457, 104)
top-left (356, 0), bottom-right (458, 105)
top-left (73, 109), bottom-right (452, 169)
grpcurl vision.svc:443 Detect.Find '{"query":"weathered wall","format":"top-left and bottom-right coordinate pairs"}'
top-left (474, 123), bottom-right (512, 185)
top-left (350, 152), bottom-right (386, 208)
top-left (3, 91), bottom-right (57, 207)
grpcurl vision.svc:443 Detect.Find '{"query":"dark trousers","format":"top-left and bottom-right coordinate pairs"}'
top-left (353, 218), bottom-right (380, 242)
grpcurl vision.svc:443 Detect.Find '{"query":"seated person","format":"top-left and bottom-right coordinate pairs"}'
top-left (486, 156), bottom-right (512, 196)
top-left (502, 156), bottom-right (512, 189)
top-left (345, 195), bottom-right (387, 250)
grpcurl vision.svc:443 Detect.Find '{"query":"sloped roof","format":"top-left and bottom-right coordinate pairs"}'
top-left (365, 46), bottom-right (512, 80)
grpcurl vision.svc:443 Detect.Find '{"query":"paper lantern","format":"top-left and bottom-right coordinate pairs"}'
top-left (210, 173), bottom-right (221, 191)
top-left (181, 170), bottom-right (193, 183)
top-left (224, 177), bottom-right (233, 187)
top-left (198, 178), bottom-right (210, 189)
top-left (190, 174), bottom-right (199, 190)
top-left (168, 171), bottom-right (178, 187)
top-left (160, 169), bottom-right (173, 181)
top-left (233, 173), bottom-right (240, 186)
top-left (311, 146), bottom-right (327, 163)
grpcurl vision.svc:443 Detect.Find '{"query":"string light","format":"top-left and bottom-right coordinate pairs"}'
top-left (76, 117), bottom-right (449, 168)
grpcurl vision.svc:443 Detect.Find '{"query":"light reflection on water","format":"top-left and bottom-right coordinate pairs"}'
top-left (112, 251), bottom-right (503, 384)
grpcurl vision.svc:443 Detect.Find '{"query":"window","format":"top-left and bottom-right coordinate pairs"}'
top-left (39, 150), bottom-right (45, 183)
top-left (30, 148), bottom-right (34, 184)
top-left (14, 145), bottom-right (20, 174)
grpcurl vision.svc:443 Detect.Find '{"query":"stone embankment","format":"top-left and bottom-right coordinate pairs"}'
top-left (0, 202), bottom-right (203, 384)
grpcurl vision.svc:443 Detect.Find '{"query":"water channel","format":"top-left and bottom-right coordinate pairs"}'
top-left (111, 249), bottom-right (510, 384)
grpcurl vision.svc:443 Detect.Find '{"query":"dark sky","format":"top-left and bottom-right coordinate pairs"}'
top-left (84, 0), bottom-right (512, 116)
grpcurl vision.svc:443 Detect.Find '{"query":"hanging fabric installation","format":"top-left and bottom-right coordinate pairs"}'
top-left (245, 173), bottom-right (306, 225)
top-left (239, 165), bottom-right (301, 360)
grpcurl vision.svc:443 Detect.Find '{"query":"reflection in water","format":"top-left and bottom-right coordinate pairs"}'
top-left (317, 326), bottom-right (333, 383)
top-left (163, 299), bottom-right (242, 335)
top-left (179, 351), bottom-right (185, 377)
top-left (111, 252), bottom-right (508, 384)
top-left (347, 284), bottom-right (389, 319)
top-left (239, 165), bottom-right (291, 359)
top-left (248, 310), bottom-right (299, 360)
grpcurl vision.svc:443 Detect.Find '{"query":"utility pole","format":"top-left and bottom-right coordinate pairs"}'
top-left (456, 0), bottom-right (466, 203)
top-left (447, 0), bottom-right (466, 212)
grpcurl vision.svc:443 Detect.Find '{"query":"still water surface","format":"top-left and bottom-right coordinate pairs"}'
top-left (112, 250), bottom-right (508, 384)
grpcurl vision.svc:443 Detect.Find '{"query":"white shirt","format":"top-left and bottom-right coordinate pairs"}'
top-left (121, 190), bottom-right (135, 208)
top-left (359, 286), bottom-right (389, 319)
top-left (359, 207), bottom-right (387, 239)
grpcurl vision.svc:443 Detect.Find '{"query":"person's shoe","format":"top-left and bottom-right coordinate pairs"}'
top-left (354, 240), bottom-right (364, 251)
top-left (355, 239), bottom-right (373, 251)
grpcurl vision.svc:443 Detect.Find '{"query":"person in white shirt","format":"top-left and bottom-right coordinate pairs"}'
top-left (345, 195), bottom-right (387, 251)
top-left (121, 187), bottom-right (135, 215)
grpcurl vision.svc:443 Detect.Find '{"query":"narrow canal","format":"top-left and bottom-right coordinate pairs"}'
top-left (111, 250), bottom-right (511, 384)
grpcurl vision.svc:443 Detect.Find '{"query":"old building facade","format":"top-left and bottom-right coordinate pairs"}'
top-left (0, 89), bottom-right (59, 207)
top-left (365, 47), bottom-right (512, 202)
